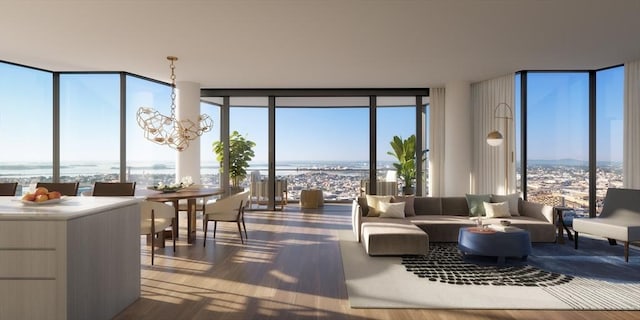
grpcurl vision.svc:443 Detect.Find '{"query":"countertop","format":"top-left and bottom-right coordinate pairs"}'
top-left (0, 196), bottom-right (141, 221)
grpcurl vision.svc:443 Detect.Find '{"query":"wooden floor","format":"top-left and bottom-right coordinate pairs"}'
top-left (116, 204), bottom-right (640, 320)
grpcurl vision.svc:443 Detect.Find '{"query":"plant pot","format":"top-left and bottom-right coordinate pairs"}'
top-left (402, 186), bottom-right (414, 195)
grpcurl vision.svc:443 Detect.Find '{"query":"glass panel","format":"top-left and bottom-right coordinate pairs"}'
top-left (275, 97), bottom-right (369, 202)
top-left (422, 97), bottom-right (430, 196)
top-left (526, 72), bottom-right (590, 213)
top-left (0, 63), bottom-right (53, 195)
top-left (125, 75), bottom-right (175, 190)
top-left (515, 73), bottom-right (522, 195)
top-left (377, 97), bottom-right (416, 196)
top-left (60, 74), bottom-right (120, 194)
top-left (200, 101), bottom-right (221, 187)
top-left (596, 66), bottom-right (624, 216)
top-left (229, 97), bottom-right (268, 200)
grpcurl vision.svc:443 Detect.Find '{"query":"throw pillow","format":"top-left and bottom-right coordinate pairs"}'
top-left (491, 193), bottom-right (520, 216)
top-left (391, 195), bottom-right (415, 216)
top-left (465, 193), bottom-right (491, 217)
top-left (378, 201), bottom-right (406, 218)
top-left (365, 195), bottom-right (392, 217)
top-left (483, 201), bottom-right (511, 218)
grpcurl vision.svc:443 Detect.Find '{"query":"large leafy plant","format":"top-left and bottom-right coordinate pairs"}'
top-left (213, 131), bottom-right (256, 188)
top-left (387, 134), bottom-right (422, 193)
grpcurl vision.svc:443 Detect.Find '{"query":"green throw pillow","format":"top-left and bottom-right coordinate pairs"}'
top-left (465, 193), bottom-right (491, 217)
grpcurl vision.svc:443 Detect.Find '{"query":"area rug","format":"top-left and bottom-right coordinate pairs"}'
top-left (339, 230), bottom-right (640, 310)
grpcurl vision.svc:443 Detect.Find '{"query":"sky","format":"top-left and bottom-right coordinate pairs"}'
top-left (0, 62), bottom-right (624, 167)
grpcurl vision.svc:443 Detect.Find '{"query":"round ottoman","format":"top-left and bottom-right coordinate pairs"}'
top-left (458, 227), bottom-right (531, 264)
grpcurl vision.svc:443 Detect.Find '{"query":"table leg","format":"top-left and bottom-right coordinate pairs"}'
top-left (172, 200), bottom-right (179, 238)
top-left (555, 208), bottom-right (565, 244)
top-left (187, 198), bottom-right (196, 244)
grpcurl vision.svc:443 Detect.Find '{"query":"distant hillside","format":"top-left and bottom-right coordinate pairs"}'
top-left (527, 159), bottom-right (621, 167)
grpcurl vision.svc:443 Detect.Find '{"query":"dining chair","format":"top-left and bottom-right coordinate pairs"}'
top-left (0, 182), bottom-right (18, 196)
top-left (202, 190), bottom-right (250, 246)
top-left (35, 182), bottom-right (80, 196)
top-left (140, 201), bottom-right (176, 265)
top-left (92, 182), bottom-right (136, 196)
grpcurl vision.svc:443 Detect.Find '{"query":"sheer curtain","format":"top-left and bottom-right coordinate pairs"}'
top-left (470, 74), bottom-right (515, 195)
top-left (624, 59), bottom-right (640, 189)
top-left (429, 88), bottom-right (446, 196)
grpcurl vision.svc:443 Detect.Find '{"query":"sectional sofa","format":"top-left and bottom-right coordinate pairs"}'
top-left (352, 195), bottom-right (556, 256)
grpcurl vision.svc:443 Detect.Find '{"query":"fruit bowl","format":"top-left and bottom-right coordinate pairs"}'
top-left (21, 197), bottom-right (67, 205)
top-left (148, 185), bottom-right (183, 193)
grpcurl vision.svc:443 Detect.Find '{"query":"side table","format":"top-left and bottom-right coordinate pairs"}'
top-left (300, 189), bottom-right (324, 209)
top-left (554, 206), bottom-right (575, 244)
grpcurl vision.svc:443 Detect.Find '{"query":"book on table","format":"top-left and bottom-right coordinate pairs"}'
top-left (488, 224), bottom-right (521, 232)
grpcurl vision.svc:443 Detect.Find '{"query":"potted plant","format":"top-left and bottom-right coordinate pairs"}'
top-left (387, 134), bottom-right (424, 195)
top-left (212, 131), bottom-right (256, 192)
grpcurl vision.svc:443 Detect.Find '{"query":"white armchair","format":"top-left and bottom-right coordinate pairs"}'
top-left (202, 190), bottom-right (250, 246)
top-left (140, 201), bottom-right (176, 265)
top-left (573, 188), bottom-right (640, 262)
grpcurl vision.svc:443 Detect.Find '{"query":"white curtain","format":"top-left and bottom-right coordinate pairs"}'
top-left (624, 60), bottom-right (640, 189)
top-left (470, 74), bottom-right (515, 195)
top-left (429, 88), bottom-right (446, 196)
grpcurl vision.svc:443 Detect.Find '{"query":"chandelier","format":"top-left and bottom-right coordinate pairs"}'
top-left (136, 56), bottom-right (213, 151)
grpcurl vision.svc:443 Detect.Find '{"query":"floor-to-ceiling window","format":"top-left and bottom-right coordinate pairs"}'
top-left (200, 100), bottom-right (221, 187)
top-left (229, 97), bottom-right (268, 192)
top-left (595, 66), bottom-right (624, 215)
top-left (275, 97), bottom-right (369, 201)
top-left (421, 98), bottom-right (430, 196)
top-left (526, 72), bottom-right (590, 212)
top-left (376, 97), bottom-right (416, 195)
top-left (125, 75), bottom-right (175, 189)
top-left (0, 62), bottom-right (53, 195)
top-left (59, 74), bottom-right (120, 193)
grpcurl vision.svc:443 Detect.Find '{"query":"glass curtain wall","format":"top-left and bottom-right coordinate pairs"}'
top-left (595, 66), bottom-right (624, 215)
top-left (59, 74), bottom-right (120, 193)
top-left (0, 62), bottom-right (53, 195)
top-left (229, 98), bottom-right (268, 205)
top-left (376, 97), bottom-right (416, 196)
top-left (200, 100), bottom-right (221, 187)
top-left (526, 72), bottom-right (590, 213)
top-left (125, 75), bottom-right (175, 189)
top-left (421, 98), bottom-right (430, 196)
top-left (275, 97), bottom-right (369, 201)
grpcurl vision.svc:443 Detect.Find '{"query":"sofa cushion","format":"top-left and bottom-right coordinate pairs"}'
top-left (491, 193), bottom-right (520, 216)
top-left (465, 194), bottom-right (491, 217)
top-left (443, 197), bottom-right (471, 216)
top-left (379, 201), bottom-right (406, 218)
top-left (414, 197), bottom-right (442, 215)
top-left (484, 201), bottom-right (511, 218)
top-left (357, 197), bottom-right (369, 216)
top-left (365, 195), bottom-right (392, 217)
top-left (392, 195), bottom-right (415, 216)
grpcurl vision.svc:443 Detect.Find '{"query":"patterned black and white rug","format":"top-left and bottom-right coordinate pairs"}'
top-left (402, 244), bottom-right (574, 287)
top-left (340, 230), bottom-right (640, 310)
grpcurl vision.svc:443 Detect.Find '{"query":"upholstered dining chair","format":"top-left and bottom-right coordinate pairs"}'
top-left (35, 182), bottom-right (79, 196)
top-left (92, 182), bottom-right (136, 196)
top-left (140, 201), bottom-right (176, 265)
top-left (202, 190), bottom-right (250, 246)
top-left (0, 182), bottom-right (18, 196)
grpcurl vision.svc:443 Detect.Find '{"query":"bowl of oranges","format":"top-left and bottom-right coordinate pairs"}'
top-left (21, 187), bottom-right (65, 205)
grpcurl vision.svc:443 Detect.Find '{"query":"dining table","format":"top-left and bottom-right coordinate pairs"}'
top-left (145, 187), bottom-right (224, 244)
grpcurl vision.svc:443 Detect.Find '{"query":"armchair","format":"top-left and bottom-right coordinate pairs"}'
top-left (573, 188), bottom-right (640, 262)
top-left (202, 190), bottom-right (250, 246)
top-left (140, 201), bottom-right (176, 265)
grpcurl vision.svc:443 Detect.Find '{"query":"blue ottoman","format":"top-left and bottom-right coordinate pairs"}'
top-left (458, 227), bottom-right (531, 264)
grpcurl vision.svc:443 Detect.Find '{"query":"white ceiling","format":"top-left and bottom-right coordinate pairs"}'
top-left (2, 0), bottom-right (640, 89)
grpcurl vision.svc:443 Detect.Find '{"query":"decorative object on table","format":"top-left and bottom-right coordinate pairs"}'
top-left (387, 134), bottom-right (427, 195)
top-left (500, 219), bottom-right (511, 226)
top-left (149, 176), bottom-right (194, 193)
top-left (136, 56), bottom-right (213, 151)
top-left (486, 102), bottom-right (514, 192)
top-left (20, 186), bottom-right (62, 203)
top-left (212, 131), bottom-right (255, 191)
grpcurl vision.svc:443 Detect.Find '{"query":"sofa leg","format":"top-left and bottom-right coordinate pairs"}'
top-left (574, 231), bottom-right (578, 250)
top-left (608, 238), bottom-right (617, 245)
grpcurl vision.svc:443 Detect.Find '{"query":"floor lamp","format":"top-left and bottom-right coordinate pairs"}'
top-left (486, 103), bottom-right (513, 193)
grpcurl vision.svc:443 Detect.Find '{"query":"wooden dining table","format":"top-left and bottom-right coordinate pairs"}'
top-left (145, 187), bottom-right (224, 244)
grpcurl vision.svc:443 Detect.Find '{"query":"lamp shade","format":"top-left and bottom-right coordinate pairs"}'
top-left (486, 130), bottom-right (503, 146)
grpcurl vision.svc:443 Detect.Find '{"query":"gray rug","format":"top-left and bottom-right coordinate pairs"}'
top-left (339, 230), bottom-right (640, 310)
